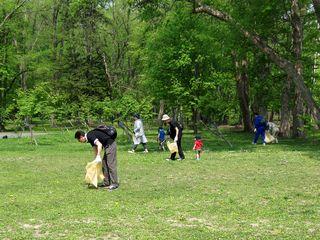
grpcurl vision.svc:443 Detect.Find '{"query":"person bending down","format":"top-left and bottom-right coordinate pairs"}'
top-left (75, 128), bottom-right (119, 191)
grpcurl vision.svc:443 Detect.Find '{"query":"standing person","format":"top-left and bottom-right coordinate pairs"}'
top-left (253, 112), bottom-right (267, 146)
top-left (193, 135), bottom-right (203, 160)
top-left (128, 113), bottom-right (148, 153)
top-left (157, 126), bottom-right (166, 151)
top-left (75, 127), bottom-right (119, 191)
top-left (161, 114), bottom-right (185, 160)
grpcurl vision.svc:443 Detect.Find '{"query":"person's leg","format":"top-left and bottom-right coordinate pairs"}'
top-left (102, 152), bottom-right (111, 186)
top-left (128, 144), bottom-right (138, 153)
top-left (196, 150), bottom-right (200, 160)
top-left (106, 142), bottom-right (119, 187)
top-left (142, 142), bottom-right (148, 152)
top-left (170, 151), bottom-right (176, 160)
top-left (177, 136), bottom-right (185, 159)
top-left (160, 140), bottom-right (165, 151)
top-left (253, 131), bottom-right (259, 144)
top-left (274, 129), bottom-right (279, 143)
top-left (261, 130), bottom-right (266, 144)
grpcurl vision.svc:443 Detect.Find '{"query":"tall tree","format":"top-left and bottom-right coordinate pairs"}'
top-left (313, 0), bottom-right (320, 26)
top-left (233, 52), bottom-right (252, 131)
top-left (193, 0), bottom-right (320, 123)
top-left (291, 0), bottom-right (305, 137)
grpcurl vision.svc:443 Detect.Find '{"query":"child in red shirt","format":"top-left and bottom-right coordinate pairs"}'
top-left (193, 135), bottom-right (203, 160)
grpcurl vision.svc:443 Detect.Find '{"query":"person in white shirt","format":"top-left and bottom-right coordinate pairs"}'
top-left (128, 113), bottom-right (148, 153)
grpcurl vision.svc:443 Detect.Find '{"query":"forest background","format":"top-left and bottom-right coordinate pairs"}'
top-left (1, 0), bottom-right (320, 136)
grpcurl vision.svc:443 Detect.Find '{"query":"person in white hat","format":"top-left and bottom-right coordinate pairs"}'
top-left (161, 114), bottom-right (185, 161)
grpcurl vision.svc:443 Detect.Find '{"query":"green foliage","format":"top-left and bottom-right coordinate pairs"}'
top-left (141, 2), bottom-right (237, 122)
top-left (109, 93), bottom-right (155, 120)
top-left (1, 0), bottom-right (320, 135)
top-left (13, 83), bottom-right (53, 119)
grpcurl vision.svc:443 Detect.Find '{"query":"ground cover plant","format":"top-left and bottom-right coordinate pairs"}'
top-left (0, 128), bottom-right (320, 239)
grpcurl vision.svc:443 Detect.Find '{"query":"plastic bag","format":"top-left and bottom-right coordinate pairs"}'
top-left (85, 160), bottom-right (105, 188)
top-left (265, 131), bottom-right (275, 144)
top-left (167, 141), bottom-right (178, 153)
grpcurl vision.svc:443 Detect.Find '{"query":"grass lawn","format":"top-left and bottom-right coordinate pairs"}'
top-left (0, 128), bottom-right (319, 239)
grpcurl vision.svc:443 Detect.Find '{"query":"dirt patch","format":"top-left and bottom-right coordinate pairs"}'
top-left (0, 132), bottom-right (46, 139)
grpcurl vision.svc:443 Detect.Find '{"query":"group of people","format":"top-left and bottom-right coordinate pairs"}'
top-left (74, 112), bottom-right (278, 190)
top-left (74, 114), bottom-right (204, 190)
top-left (253, 112), bottom-right (279, 145)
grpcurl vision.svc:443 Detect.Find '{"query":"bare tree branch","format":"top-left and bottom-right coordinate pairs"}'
top-left (0, 0), bottom-right (28, 29)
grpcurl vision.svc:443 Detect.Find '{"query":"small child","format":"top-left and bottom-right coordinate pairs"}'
top-left (157, 126), bottom-right (166, 151)
top-left (193, 135), bottom-right (203, 160)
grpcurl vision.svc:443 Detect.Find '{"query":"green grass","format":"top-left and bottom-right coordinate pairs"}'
top-left (0, 128), bottom-right (320, 239)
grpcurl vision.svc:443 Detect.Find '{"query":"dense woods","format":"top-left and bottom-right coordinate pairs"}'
top-left (1, 0), bottom-right (319, 137)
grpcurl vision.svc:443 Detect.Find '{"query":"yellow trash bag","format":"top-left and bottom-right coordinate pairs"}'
top-left (265, 131), bottom-right (275, 144)
top-left (167, 141), bottom-right (178, 153)
top-left (85, 160), bottom-right (105, 188)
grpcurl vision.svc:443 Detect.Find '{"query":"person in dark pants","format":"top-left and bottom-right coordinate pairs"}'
top-left (75, 129), bottom-right (119, 190)
top-left (162, 114), bottom-right (185, 161)
top-left (252, 113), bottom-right (267, 146)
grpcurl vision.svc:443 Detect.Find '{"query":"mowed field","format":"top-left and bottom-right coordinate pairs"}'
top-left (0, 128), bottom-right (319, 239)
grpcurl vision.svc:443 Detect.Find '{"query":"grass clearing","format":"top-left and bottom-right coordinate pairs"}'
top-left (0, 129), bottom-right (320, 239)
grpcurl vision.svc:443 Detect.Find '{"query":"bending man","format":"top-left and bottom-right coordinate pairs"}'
top-left (75, 128), bottom-right (119, 190)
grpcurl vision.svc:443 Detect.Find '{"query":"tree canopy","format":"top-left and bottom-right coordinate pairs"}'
top-left (1, 0), bottom-right (319, 136)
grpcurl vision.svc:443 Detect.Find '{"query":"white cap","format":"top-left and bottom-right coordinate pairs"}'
top-left (161, 114), bottom-right (170, 121)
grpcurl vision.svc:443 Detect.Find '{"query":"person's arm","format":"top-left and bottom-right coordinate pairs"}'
top-left (93, 139), bottom-right (103, 162)
top-left (174, 127), bottom-right (179, 142)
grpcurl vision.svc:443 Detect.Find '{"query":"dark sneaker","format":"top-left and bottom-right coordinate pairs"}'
top-left (98, 183), bottom-right (110, 188)
top-left (108, 184), bottom-right (119, 191)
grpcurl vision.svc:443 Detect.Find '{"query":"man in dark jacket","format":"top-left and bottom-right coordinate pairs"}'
top-left (162, 114), bottom-right (185, 160)
top-left (252, 113), bottom-right (267, 146)
top-left (75, 128), bottom-right (119, 190)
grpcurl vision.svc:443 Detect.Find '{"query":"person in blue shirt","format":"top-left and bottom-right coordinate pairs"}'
top-left (253, 112), bottom-right (267, 145)
top-left (157, 126), bottom-right (166, 151)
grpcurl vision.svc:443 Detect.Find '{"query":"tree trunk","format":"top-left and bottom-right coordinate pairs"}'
top-left (269, 110), bottom-right (274, 122)
top-left (52, 1), bottom-right (61, 82)
top-left (234, 54), bottom-right (253, 132)
top-left (313, 0), bottom-right (320, 26)
top-left (20, 61), bottom-right (27, 91)
top-left (158, 100), bottom-right (165, 125)
top-left (193, 1), bottom-right (320, 123)
top-left (191, 107), bottom-right (200, 134)
top-left (280, 76), bottom-right (292, 137)
top-left (293, 89), bottom-right (305, 137)
top-left (102, 53), bottom-right (113, 98)
top-left (291, 0), bottom-right (305, 137)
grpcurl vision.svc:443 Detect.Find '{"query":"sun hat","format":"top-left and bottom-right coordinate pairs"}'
top-left (161, 114), bottom-right (170, 121)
